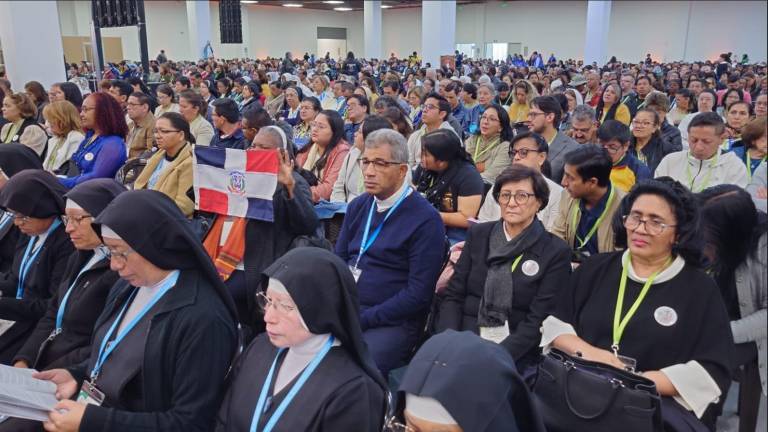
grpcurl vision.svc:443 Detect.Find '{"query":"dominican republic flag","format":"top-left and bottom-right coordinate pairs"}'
top-left (193, 147), bottom-right (278, 222)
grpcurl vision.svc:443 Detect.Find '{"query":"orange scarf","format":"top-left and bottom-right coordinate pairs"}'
top-left (203, 216), bottom-right (247, 281)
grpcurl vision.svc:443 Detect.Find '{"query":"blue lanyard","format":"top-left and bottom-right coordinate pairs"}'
top-left (250, 336), bottom-right (334, 432)
top-left (16, 218), bottom-right (62, 299)
top-left (54, 248), bottom-right (107, 336)
top-left (0, 212), bottom-right (12, 232)
top-left (90, 270), bottom-right (180, 382)
top-left (354, 187), bottom-right (410, 269)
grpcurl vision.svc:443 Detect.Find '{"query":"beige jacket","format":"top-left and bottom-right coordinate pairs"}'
top-left (133, 144), bottom-right (194, 217)
top-left (550, 186), bottom-right (625, 254)
top-left (127, 113), bottom-right (156, 159)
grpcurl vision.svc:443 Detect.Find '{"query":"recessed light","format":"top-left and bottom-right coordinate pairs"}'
top-left (283, 3), bottom-right (303, 7)
top-left (240, 0), bottom-right (258, 3)
top-left (381, 4), bottom-right (392, 8)
top-left (334, 7), bottom-right (352, 11)
top-left (323, 1), bottom-right (344, 4)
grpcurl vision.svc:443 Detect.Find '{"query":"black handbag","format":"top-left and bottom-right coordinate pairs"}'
top-left (531, 348), bottom-right (663, 432)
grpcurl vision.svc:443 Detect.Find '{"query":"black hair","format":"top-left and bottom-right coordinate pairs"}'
top-left (697, 184), bottom-right (768, 284)
top-left (476, 103), bottom-right (513, 142)
top-left (211, 98), bottom-right (240, 123)
top-left (720, 88), bottom-right (744, 108)
top-left (159, 112), bottom-right (195, 144)
top-left (110, 80), bottom-right (133, 97)
top-left (531, 95), bottom-right (562, 128)
top-left (178, 90), bottom-right (207, 118)
top-left (174, 76), bottom-right (191, 88)
top-left (244, 81), bottom-right (261, 98)
top-left (53, 82), bottom-right (83, 109)
top-left (597, 119), bottom-right (631, 145)
top-left (127, 77), bottom-right (151, 94)
top-left (422, 129), bottom-right (466, 162)
top-left (675, 88), bottom-right (695, 113)
top-left (563, 144), bottom-right (612, 187)
top-left (301, 96), bottom-right (322, 113)
top-left (129, 91), bottom-right (151, 107)
top-left (612, 177), bottom-right (703, 266)
top-left (508, 131), bottom-right (552, 178)
top-left (381, 107), bottom-right (413, 138)
top-left (382, 80), bottom-right (401, 93)
top-left (242, 106), bottom-right (273, 130)
top-left (443, 81), bottom-right (462, 94)
top-left (216, 78), bottom-right (233, 97)
top-left (463, 83), bottom-right (478, 99)
top-left (492, 164), bottom-right (550, 211)
top-left (361, 115), bottom-right (394, 140)
top-left (347, 94), bottom-right (369, 112)
top-left (156, 83), bottom-right (174, 100)
top-left (688, 111), bottom-right (725, 135)
top-left (424, 92), bottom-right (451, 120)
top-left (307, 110), bottom-right (346, 175)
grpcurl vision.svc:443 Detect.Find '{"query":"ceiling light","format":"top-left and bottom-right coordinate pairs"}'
top-left (323, 1), bottom-right (345, 3)
top-left (334, 7), bottom-right (352, 11)
top-left (381, 4), bottom-right (392, 8)
top-left (283, 3), bottom-right (303, 7)
top-left (240, 0), bottom-right (258, 3)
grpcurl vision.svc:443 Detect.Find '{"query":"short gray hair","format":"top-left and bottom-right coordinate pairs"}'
top-left (364, 129), bottom-right (408, 164)
top-left (572, 104), bottom-right (597, 122)
top-left (258, 126), bottom-right (286, 150)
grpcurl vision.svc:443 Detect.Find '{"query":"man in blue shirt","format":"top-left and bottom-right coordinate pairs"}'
top-left (343, 94), bottom-right (368, 144)
top-left (443, 81), bottom-right (468, 134)
top-left (336, 129), bottom-right (445, 376)
top-left (210, 99), bottom-right (248, 150)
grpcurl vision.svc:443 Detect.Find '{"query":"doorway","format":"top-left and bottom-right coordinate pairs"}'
top-left (317, 39), bottom-right (347, 61)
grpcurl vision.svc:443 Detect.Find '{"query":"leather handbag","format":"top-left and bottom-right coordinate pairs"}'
top-left (531, 348), bottom-right (663, 432)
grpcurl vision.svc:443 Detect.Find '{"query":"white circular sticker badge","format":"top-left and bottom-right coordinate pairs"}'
top-left (84, 152), bottom-right (94, 161)
top-left (654, 306), bottom-right (678, 327)
top-left (521, 260), bottom-right (540, 276)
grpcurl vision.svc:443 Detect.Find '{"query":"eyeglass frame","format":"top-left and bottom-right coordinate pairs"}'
top-left (256, 291), bottom-right (297, 315)
top-left (6, 211), bottom-right (30, 224)
top-left (357, 158), bottom-right (405, 171)
top-left (61, 214), bottom-right (93, 227)
top-left (497, 190), bottom-right (537, 206)
top-left (104, 247), bottom-right (136, 263)
top-left (622, 213), bottom-right (676, 236)
top-left (508, 147), bottom-right (541, 159)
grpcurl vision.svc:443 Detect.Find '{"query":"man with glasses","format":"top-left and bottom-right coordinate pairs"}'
top-left (551, 144), bottom-right (624, 263)
top-left (406, 93), bottom-right (458, 170)
top-left (597, 120), bottom-right (651, 193)
top-left (567, 105), bottom-right (598, 145)
top-left (210, 98), bottom-right (247, 150)
top-left (526, 96), bottom-right (578, 183)
top-left (343, 94), bottom-right (368, 145)
top-left (125, 92), bottom-right (156, 159)
top-left (336, 129), bottom-right (445, 377)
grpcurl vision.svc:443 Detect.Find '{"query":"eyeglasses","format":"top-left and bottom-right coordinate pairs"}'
top-left (509, 148), bottom-right (541, 158)
top-left (600, 142), bottom-right (624, 153)
top-left (631, 120), bottom-right (654, 128)
top-left (622, 213), bottom-right (676, 236)
top-left (498, 190), bottom-right (536, 206)
top-left (7, 212), bottom-right (30, 224)
top-left (126, 102), bottom-right (145, 107)
top-left (105, 247), bottom-right (135, 264)
top-left (310, 121), bottom-right (329, 130)
top-left (153, 128), bottom-right (181, 134)
top-left (358, 158), bottom-right (404, 171)
top-left (61, 214), bottom-right (93, 227)
top-left (422, 103), bottom-right (439, 111)
top-left (527, 111), bottom-right (547, 118)
top-left (256, 292), bottom-right (297, 315)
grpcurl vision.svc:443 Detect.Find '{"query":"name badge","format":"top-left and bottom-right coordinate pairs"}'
top-left (76, 380), bottom-right (104, 407)
top-left (349, 265), bottom-right (362, 283)
top-left (84, 152), bottom-right (94, 161)
top-left (479, 321), bottom-right (510, 344)
top-left (617, 354), bottom-right (638, 373)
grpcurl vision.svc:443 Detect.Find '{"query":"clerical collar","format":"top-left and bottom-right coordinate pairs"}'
top-left (375, 180), bottom-right (411, 213)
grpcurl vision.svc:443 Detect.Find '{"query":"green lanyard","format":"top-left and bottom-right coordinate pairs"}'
top-left (2, 121), bottom-right (22, 143)
top-left (510, 254), bottom-right (523, 273)
top-left (570, 186), bottom-right (615, 250)
top-left (473, 135), bottom-right (501, 161)
top-left (746, 153), bottom-right (766, 181)
top-left (685, 152), bottom-right (719, 192)
top-left (612, 254), bottom-right (669, 355)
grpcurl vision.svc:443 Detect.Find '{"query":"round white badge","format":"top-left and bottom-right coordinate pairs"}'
top-left (654, 306), bottom-right (678, 327)
top-left (84, 152), bottom-right (94, 161)
top-left (12, 135), bottom-right (19, 141)
top-left (521, 260), bottom-right (540, 276)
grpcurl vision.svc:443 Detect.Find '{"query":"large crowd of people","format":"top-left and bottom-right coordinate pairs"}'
top-left (0, 48), bottom-right (765, 432)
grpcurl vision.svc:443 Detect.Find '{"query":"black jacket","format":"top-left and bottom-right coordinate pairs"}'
top-left (630, 133), bottom-right (679, 175)
top-left (435, 221), bottom-right (571, 365)
top-left (13, 250), bottom-right (118, 369)
top-left (69, 269), bottom-right (238, 432)
top-left (0, 224), bottom-right (20, 274)
top-left (0, 223), bottom-right (73, 363)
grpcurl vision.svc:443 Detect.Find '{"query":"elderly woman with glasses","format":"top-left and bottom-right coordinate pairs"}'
top-left (541, 178), bottom-right (734, 430)
top-left (436, 164), bottom-right (571, 373)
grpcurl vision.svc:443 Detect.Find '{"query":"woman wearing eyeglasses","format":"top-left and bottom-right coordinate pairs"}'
top-left (1, 179), bottom-right (122, 432)
top-left (295, 109), bottom-right (350, 203)
top-left (436, 165), bottom-right (570, 372)
top-left (132, 113), bottom-right (194, 217)
top-left (0, 170), bottom-right (73, 364)
top-left (629, 107), bottom-right (675, 174)
top-left (292, 96), bottom-right (320, 152)
top-left (541, 178), bottom-right (734, 430)
top-left (34, 189), bottom-right (238, 432)
top-left (215, 248), bottom-right (387, 432)
top-left (464, 103), bottom-right (512, 184)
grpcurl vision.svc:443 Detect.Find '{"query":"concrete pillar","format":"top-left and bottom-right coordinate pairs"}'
top-left (364, 0), bottom-right (382, 60)
top-left (421, 0), bottom-right (456, 68)
top-left (583, 0), bottom-right (611, 65)
top-left (0, 0), bottom-right (66, 90)
top-left (186, 0), bottom-right (212, 60)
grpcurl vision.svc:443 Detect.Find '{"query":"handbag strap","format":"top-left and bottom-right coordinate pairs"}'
top-left (562, 362), bottom-right (623, 420)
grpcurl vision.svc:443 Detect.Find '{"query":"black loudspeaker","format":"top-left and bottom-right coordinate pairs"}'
top-left (93, 0), bottom-right (139, 28)
top-left (219, 0), bottom-right (243, 44)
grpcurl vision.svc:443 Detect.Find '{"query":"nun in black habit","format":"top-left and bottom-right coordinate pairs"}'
top-left (0, 144), bottom-right (44, 273)
top-left (1, 179), bottom-right (124, 432)
top-left (35, 189), bottom-right (238, 432)
top-left (215, 247), bottom-right (388, 432)
top-left (393, 330), bottom-right (546, 432)
top-left (0, 169), bottom-right (73, 364)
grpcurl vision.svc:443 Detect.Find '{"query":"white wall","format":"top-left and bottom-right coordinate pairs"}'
top-left (55, 0), bottom-right (767, 63)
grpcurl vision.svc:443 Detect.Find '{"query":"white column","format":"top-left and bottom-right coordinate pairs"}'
top-left (0, 1), bottom-right (65, 90)
top-left (241, 4), bottom-right (251, 59)
top-left (421, 0), bottom-right (456, 68)
top-left (186, 0), bottom-right (211, 60)
top-left (583, 0), bottom-right (611, 65)
top-left (364, 0), bottom-right (382, 60)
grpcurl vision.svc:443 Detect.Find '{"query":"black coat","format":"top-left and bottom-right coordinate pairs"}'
top-left (0, 223), bottom-right (20, 273)
top-left (630, 134), bottom-right (678, 175)
top-left (435, 221), bottom-right (571, 365)
top-left (13, 250), bottom-right (118, 369)
top-left (0, 223), bottom-right (73, 364)
top-left (68, 269), bottom-right (238, 432)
